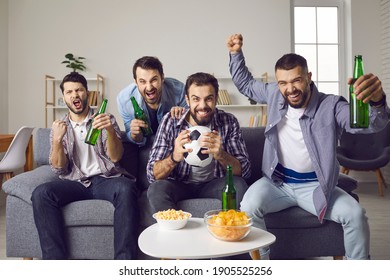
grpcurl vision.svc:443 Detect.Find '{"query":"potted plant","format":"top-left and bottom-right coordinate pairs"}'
top-left (62, 53), bottom-right (86, 72)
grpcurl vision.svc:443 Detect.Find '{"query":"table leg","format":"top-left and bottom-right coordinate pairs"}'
top-left (250, 250), bottom-right (261, 260)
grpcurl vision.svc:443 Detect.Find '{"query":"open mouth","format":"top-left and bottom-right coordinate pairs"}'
top-left (196, 109), bottom-right (211, 118)
top-left (287, 92), bottom-right (301, 103)
top-left (73, 99), bottom-right (82, 110)
top-left (145, 89), bottom-right (157, 101)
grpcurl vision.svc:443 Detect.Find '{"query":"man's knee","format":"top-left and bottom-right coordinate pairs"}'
top-left (31, 183), bottom-right (51, 204)
top-left (147, 180), bottom-right (172, 198)
top-left (114, 178), bottom-right (138, 198)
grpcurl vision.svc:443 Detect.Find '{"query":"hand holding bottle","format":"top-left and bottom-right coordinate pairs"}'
top-left (130, 118), bottom-right (150, 142)
top-left (130, 96), bottom-right (153, 137)
top-left (348, 73), bottom-right (384, 104)
top-left (91, 113), bottom-right (114, 133)
top-left (85, 99), bottom-right (108, 145)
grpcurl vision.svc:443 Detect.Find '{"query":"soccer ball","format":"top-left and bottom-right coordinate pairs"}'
top-left (183, 126), bottom-right (213, 167)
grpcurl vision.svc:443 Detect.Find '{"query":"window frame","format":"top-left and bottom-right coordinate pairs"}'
top-left (292, 0), bottom-right (346, 97)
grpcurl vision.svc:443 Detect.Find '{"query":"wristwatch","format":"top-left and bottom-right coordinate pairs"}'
top-left (369, 93), bottom-right (387, 107)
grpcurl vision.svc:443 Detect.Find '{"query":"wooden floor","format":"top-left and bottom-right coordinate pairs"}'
top-left (1, 177), bottom-right (389, 260)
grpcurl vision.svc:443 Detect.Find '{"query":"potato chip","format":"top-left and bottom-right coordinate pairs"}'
top-left (206, 209), bottom-right (252, 241)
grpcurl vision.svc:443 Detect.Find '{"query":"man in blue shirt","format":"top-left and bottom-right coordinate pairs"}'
top-left (227, 33), bottom-right (389, 260)
top-left (117, 56), bottom-right (186, 146)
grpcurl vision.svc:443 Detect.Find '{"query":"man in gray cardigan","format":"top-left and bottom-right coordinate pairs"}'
top-left (227, 33), bottom-right (389, 260)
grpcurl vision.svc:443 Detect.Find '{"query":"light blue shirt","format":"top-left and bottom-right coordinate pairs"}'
top-left (229, 50), bottom-right (390, 221)
top-left (117, 78), bottom-right (186, 146)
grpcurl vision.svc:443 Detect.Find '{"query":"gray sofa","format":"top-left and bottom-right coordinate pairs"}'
top-left (2, 126), bottom-right (358, 259)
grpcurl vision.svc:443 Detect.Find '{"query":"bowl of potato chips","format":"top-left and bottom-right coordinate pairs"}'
top-left (153, 209), bottom-right (192, 230)
top-left (204, 209), bottom-right (252, 241)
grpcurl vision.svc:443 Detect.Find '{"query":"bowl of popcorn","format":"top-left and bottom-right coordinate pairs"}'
top-left (204, 209), bottom-right (253, 241)
top-left (153, 209), bottom-right (192, 230)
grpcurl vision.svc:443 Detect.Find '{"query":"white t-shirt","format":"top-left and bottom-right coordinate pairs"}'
top-left (276, 106), bottom-right (315, 174)
top-left (70, 117), bottom-right (102, 178)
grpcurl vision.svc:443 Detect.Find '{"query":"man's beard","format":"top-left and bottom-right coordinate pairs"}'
top-left (285, 87), bottom-right (310, 108)
top-left (189, 109), bottom-right (214, 126)
top-left (65, 98), bottom-right (88, 115)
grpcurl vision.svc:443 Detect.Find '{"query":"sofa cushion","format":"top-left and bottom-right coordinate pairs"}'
top-left (177, 198), bottom-right (221, 218)
top-left (119, 134), bottom-right (139, 179)
top-left (265, 207), bottom-right (324, 229)
top-left (62, 200), bottom-right (114, 226)
top-left (34, 128), bottom-right (51, 166)
top-left (241, 127), bottom-right (265, 185)
top-left (2, 165), bottom-right (60, 205)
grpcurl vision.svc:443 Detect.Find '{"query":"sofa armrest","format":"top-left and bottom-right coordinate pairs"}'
top-left (337, 173), bottom-right (357, 193)
top-left (2, 165), bottom-right (60, 205)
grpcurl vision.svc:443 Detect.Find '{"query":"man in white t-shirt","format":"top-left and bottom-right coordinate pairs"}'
top-left (227, 33), bottom-right (389, 260)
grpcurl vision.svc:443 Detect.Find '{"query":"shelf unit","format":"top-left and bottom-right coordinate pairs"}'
top-left (216, 75), bottom-right (268, 127)
top-left (45, 74), bottom-right (104, 128)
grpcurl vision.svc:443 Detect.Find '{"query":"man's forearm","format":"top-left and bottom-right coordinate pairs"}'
top-left (215, 150), bottom-right (242, 176)
top-left (106, 129), bottom-right (124, 162)
top-left (50, 140), bottom-right (68, 168)
top-left (153, 155), bottom-right (178, 180)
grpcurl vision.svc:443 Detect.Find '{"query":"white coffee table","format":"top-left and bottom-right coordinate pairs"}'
top-left (138, 218), bottom-right (276, 260)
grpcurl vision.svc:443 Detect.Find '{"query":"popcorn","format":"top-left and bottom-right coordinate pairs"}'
top-left (154, 209), bottom-right (191, 220)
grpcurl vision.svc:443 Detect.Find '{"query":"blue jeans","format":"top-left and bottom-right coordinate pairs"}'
top-left (147, 177), bottom-right (248, 212)
top-left (31, 175), bottom-right (139, 260)
top-left (240, 177), bottom-right (370, 260)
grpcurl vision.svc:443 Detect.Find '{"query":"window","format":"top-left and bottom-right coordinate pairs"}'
top-left (293, 0), bottom-right (344, 96)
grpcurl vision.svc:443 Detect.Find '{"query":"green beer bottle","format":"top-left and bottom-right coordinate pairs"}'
top-left (84, 98), bottom-right (108, 145)
top-left (130, 96), bottom-right (153, 136)
top-left (222, 165), bottom-right (237, 210)
top-left (350, 55), bottom-right (369, 128)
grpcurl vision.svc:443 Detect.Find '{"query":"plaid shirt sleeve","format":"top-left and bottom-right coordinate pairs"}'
top-left (215, 110), bottom-right (251, 179)
top-left (146, 113), bottom-right (177, 183)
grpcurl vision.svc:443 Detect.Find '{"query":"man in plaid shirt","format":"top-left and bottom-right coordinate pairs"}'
top-left (31, 72), bottom-right (138, 260)
top-left (147, 72), bottom-right (251, 212)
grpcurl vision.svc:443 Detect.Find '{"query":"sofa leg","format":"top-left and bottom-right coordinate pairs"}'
top-left (23, 257), bottom-right (33, 260)
top-left (333, 256), bottom-right (344, 260)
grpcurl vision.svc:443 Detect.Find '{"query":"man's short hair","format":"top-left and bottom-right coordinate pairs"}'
top-left (60, 72), bottom-right (88, 93)
top-left (184, 72), bottom-right (219, 96)
top-left (275, 53), bottom-right (309, 74)
top-left (132, 56), bottom-right (164, 80)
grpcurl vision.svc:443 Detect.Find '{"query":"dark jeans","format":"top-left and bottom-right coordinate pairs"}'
top-left (31, 175), bottom-right (139, 260)
top-left (147, 176), bottom-right (248, 212)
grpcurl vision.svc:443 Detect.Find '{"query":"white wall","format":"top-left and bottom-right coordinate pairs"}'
top-left (350, 0), bottom-right (382, 77)
top-left (3, 0), bottom-right (386, 182)
top-left (5, 0), bottom-right (385, 133)
top-left (0, 0), bottom-right (8, 134)
top-left (6, 0), bottom-right (291, 132)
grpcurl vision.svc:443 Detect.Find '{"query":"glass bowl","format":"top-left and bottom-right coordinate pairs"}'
top-left (204, 209), bottom-right (253, 241)
top-left (152, 210), bottom-right (192, 230)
